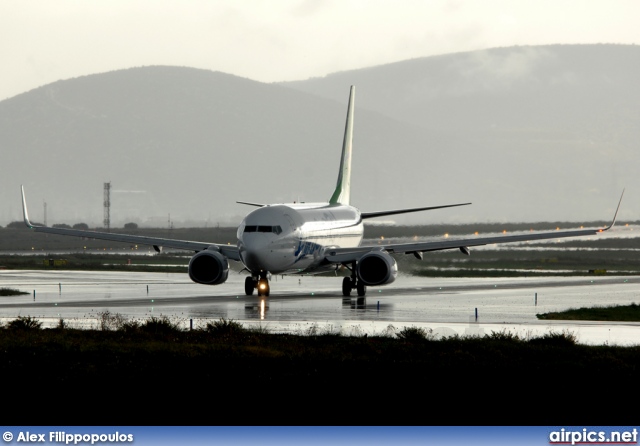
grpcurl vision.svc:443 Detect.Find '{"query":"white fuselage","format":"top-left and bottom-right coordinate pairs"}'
top-left (237, 203), bottom-right (363, 275)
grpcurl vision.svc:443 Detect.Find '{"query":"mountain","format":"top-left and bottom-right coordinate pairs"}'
top-left (1, 44), bottom-right (637, 228)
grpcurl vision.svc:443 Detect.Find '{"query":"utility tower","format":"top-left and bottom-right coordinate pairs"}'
top-left (103, 182), bottom-right (111, 231)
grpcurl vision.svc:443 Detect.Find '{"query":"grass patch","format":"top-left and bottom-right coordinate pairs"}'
top-left (396, 325), bottom-right (435, 341)
top-left (537, 303), bottom-right (640, 321)
top-left (0, 288), bottom-right (30, 296)
top-left (5, 315), bottom-right (43, 330)
top-left (205, 318), bottom-right (246, 337)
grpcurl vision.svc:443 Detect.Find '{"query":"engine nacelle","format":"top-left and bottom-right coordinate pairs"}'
top-left (356, 251), bottom-right (398, 286)
top-left (188, 249), bottom-right (229, 285)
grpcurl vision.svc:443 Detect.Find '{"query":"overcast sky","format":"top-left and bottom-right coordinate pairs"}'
top-left (2, 0), bottom-right (639, 100)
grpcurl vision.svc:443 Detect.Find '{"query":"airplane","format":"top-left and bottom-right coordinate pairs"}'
top-left (21, 85), bottom-right (624, 298)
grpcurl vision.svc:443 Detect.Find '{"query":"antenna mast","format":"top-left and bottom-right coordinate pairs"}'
top-left (103, 182), bottom-right (111, 231)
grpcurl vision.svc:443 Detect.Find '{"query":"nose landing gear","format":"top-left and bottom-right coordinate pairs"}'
top-left (244, 276), bottom-right (257, 296)
top-left (257, 277), bottom-right (270, 296)
top-left (245, 273), bottom-right (270, 297)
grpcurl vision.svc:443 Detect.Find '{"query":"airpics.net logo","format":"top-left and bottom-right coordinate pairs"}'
top-left (2, 431), bottom-right (134, 445)
top-left (549, 428), bottom-right (638, 445)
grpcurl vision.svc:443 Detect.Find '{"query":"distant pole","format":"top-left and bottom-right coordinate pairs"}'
top-left (475, 307), bottom-right (478, 321)
top-left (190, 319), bottom-right (193, 331)
top-left (146, 285), bottom-right (149, 294)
top-left (59, 283), bottom-right (61, 294)
top-left (535, 293), bottom-right (537, 306)
top-left (33, 290), bottom-right (35, 300)
top-left (103, 182), bottom-right (111, 232)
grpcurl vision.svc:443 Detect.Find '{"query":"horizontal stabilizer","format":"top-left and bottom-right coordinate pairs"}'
top-left (236, 201), bottom-right (266, 207)
top-left (361, 202), bottom-right (471, 219)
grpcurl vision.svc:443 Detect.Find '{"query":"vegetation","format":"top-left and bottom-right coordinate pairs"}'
top-left (537, 303), bottom-right (640, 321)
top-left (206, 317), bottom-right (247, 337)
top-left (0, 224), bottom-right (238, 251)
top-left (395, 325), bottom-right (436, 341)
top-left (0, 314), bottom-right (637, 426)
top-left (0, 252), bottom-right (188, 273)
top-left (6, 315), bottom-right (42, 330)
top-left (2, 239), bottom-right (640, 277)
top-left (0, 288), bottom-right (30, 296)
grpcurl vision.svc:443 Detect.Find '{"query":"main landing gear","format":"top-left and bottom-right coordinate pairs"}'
top-left (245, 273), bottom-right (270, 297)
top-left (341, 262), bottom-right (366, 297)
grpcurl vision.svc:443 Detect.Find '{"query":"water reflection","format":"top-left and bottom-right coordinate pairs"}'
top-left (342, 297), bottom-right (392, 313)
top-left (244, 299), bottom-right (269, 319)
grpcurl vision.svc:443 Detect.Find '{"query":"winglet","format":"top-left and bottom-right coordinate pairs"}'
top-left (21, 185), bottom-right (36, 229)
top-left (329, 85), bottom-right (355, 205)
top-left (602, 188), bottom-right (624, 231)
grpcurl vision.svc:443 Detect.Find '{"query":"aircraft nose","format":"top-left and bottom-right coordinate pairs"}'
top-left (242, 249), bottom-right (264, 270)
top-left (240, 235), bottom-right (274, 270)
top-left (240, 232), bottom-right (273, 251)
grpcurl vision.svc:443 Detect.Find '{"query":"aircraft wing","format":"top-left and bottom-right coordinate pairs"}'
top-left (325, 191), bottom-right (624, 264)
top-left (20, 186), bottom-right (241, 261)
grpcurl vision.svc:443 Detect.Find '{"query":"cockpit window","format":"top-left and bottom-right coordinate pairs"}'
top-left (243, 225), bottom-right (282, 234)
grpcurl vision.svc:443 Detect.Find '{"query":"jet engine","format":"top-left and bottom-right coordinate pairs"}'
top-left (188, 249), bottom-right (229, 285)
top-left (356, 251), bottom-right (397, 286)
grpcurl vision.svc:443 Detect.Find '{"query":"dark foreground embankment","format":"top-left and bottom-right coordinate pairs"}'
top-left (2, 320), bottom-right (639, 426)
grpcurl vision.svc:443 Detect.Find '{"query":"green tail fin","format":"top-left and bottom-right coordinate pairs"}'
top-left (329, 85), bottom-right (355, 205)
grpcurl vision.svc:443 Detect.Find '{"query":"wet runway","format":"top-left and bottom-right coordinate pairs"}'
top-left (1, 269), bottom-right (640, 346)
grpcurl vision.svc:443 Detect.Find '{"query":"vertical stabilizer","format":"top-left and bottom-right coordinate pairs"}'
top-left (329, 86), bottom-right (355, 205)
